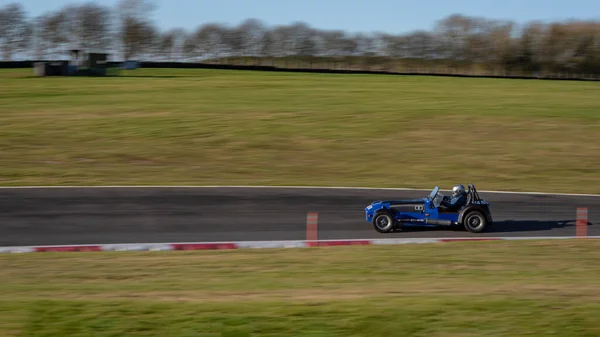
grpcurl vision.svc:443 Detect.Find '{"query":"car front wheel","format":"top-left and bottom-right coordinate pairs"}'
top-left (373, 212), bottom-right (395, 233)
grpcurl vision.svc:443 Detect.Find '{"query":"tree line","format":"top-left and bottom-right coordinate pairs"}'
top-left (1, 0), bottom-right (600, 76)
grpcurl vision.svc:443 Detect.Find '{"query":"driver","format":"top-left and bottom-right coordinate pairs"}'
top-left (440, 184), bottom-right (467, 211)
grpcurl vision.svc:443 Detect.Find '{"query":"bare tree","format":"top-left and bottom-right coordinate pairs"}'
top-left (115, 0), bottom-right (158, 60)
top-left (193, 23), bottom-right (228, 60)
top-left (260, 29), bottom-right (277, 57)
top-left (317, 30), bottom-right (346, 56)
top-left (60, 2), bottom-right (112, 51)
top-left (0, 3), bottom-right (32, 60)
top-left (168, 28), bottom-right (188, 61)
top-left (262, 24), bottom-right (302, 58)
top-left (34, 10), bottom-right (71, 59)
top-left (433, 14), bottom-right (478, 60)
top-left (482, 20), bottom-right (515, 68)
top-left (5, 2), bottom-right (600, 76)
top-left (352, 33), bottom-right (378, 56)
top-left (180, 31), bottom-right (198, 61)
top-left (236, 18), bottom-right (266, 57)
top-left (397, 31), bottom-right (436, 59)
top-left (222, 25), bottom-right (245, 58)
top-left (284, 22), bottom-right (316, 56)
top-left (157, 29), bottom-right (175, 61)
top-left (516, 21), bottom-right (547, 71)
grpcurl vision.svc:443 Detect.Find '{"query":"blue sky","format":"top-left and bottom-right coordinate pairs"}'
top-left (9, 0), bottom-right (600, 34)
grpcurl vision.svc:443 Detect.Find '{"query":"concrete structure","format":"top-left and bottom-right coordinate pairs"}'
top-left (34, 49), bottom-right (111, 76)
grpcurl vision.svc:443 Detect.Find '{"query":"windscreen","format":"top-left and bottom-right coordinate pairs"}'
top-left (429, 186), bottom-right (439, 200)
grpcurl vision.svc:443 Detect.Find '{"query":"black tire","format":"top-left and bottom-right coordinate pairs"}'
top-left (463, 211), bottom-right (487, 233)
top-left (372, 212), bottom-right (395, 233)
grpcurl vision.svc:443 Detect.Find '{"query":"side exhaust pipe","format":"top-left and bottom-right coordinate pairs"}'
top-left (425, 219), bottom-right (452, 226)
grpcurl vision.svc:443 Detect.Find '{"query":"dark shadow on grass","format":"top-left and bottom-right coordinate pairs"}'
top-left (15, 75), bottom-right (205, 79)
top-left (118, 75), bottom-right (199, 78)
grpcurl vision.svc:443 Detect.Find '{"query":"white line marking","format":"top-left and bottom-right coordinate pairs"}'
top-left (0, 185), bottom-right (599, 197)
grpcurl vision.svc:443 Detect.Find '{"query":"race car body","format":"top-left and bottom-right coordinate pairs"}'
top-left (365, 183), bottom-right (493, 233)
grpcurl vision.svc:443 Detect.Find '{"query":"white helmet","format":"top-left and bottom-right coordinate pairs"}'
top-left (452, 184), bottom-right (466, 197)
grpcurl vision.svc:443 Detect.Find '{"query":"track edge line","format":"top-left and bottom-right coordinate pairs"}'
top-left (2, 236), bottom-right (599, 254)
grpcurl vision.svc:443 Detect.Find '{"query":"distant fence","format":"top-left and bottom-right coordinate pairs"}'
top-left (2, 60), bottom-right (600, 82)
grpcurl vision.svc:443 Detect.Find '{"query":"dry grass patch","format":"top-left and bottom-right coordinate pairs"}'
top-left (1, 240), bottom-right (600, 336)
top-left (1, 68), bottom-right (599, 193)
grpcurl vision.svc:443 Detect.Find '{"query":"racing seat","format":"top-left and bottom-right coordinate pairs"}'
top-left (464, 190), bottom-right (473, 206)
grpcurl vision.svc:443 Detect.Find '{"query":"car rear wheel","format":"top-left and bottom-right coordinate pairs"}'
top-left (373, 212), bottom-right (394, 233)
top-left (464, 211), bottom-right (487, 233)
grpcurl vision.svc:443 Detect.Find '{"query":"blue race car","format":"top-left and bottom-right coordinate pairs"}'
top-left (365, 183), bottom-right (493, 233)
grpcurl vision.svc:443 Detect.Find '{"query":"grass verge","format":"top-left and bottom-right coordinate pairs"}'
top-left (1, 68), bottom-right (599, 192)
top-left (1, 240), bottom-right (600, 336)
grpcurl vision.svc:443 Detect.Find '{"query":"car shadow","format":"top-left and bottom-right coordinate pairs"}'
top-left (397, 220), bottom-right (593, 234)
top-left (484, 220), bottom-right (593, 233)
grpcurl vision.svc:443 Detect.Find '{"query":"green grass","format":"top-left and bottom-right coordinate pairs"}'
top-left (1, 68), bottom-right (599, 192)
top-left (1, 240), bottom-right (600, 336)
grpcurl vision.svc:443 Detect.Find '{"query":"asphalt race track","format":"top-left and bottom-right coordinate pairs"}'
top-left (0, 186), bottom-right (597, 246)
